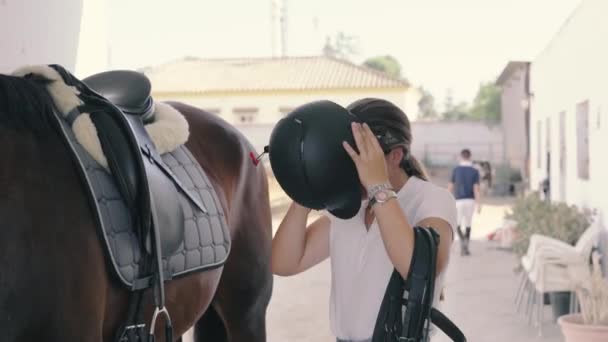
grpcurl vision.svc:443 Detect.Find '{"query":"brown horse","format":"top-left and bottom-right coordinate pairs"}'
top-left (0, 73), bottom-right (273, 341)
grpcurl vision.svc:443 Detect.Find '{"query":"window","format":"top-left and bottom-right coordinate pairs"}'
top-left (233, 107), bottom-right (259, 124)
top-left (537, 121), bottom-right (542, 169)
top-left (576, 101), bottom-right (590, 180)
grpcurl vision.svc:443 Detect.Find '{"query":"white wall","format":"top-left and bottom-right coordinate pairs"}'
top-left (529, 0), bottom-right (608, 233)
top-left (0, 0), bottom-right (83, 73)
top-left (405, 87), bottom-right (422, 121)
top-left (500, 67), bottom-right (528, 174)
top-left (410, 121), bottom-right (504, 166)
top-left (154, 88), bottom-right (413, 125)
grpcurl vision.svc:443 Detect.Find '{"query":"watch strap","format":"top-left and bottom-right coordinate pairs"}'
top-left (369, 189), bottom-right (398, 208)
top-left (368, 182), bottom-right (392, 200)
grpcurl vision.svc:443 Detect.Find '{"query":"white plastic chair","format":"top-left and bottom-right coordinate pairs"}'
top-left (515, 217), bottom-right (599, 304)
top-left (514, 219), bottom-right (600, 335)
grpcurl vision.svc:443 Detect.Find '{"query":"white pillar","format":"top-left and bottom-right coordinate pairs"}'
top-left (74, 0), bottom-right (110, 77)
top-left (0, 0), bottom-right (83, 73)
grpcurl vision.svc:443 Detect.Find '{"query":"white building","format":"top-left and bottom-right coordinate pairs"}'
top-left (143, 56), bottom-right (420, 125)
top-left (496, 61), bottom-right (530, 178)
top-left (0, 0), bottom-right (83, 73)
top-left (528, 0), bottom-right (608, 261)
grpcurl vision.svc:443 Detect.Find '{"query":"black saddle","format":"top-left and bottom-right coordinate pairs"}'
top-left (78, 70), bottom-right (187, 262)
top-left (47, 65), bottom-right (214, 342)
top-left (84, 70), bottom-right (156, 123)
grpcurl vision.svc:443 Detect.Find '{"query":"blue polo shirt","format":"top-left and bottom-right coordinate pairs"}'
top-left (451, 162), bottom-right (480, 200)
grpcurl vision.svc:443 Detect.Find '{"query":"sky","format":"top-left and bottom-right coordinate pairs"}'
top-left (104, 0), bottom-right (582, 107)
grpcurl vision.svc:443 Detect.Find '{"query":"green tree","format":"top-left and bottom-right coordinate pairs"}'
top-left (442, 101), bottom-right (470, 121)
top-left (363, 55), bottom-right (402, 78)
top-left (417, 86), bottom-right (438, 119)
top-left (441, 89), bottom-right (469, 120)
top-left (469, 82), bottom-right (501, 123)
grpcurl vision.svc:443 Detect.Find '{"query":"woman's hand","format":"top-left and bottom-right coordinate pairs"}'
top-left (342, 122), bottom-right (389, 190)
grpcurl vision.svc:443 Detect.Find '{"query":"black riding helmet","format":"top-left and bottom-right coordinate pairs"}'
top-left (267, 99), bottom-right (410, 219)
top-left (267, 100), bottom-right (362, 219)
top-left (346, 98), bottom-right (410, 155)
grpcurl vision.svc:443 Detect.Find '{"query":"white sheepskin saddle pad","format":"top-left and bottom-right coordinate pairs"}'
top-left (12, 65), bottom-right (189, 168)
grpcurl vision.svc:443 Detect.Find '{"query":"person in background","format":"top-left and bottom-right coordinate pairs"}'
top-left (448, 148), bottom-right (481, 256)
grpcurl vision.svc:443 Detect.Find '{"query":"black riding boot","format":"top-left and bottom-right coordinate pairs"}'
top-left (457, 226), bottom-right (467, 256)
top-left (463, 227), bottom-right (471, 256)
top-left (456, 226), bottom-right (464, 240)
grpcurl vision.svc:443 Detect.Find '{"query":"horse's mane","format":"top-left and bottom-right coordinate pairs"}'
top-left (0, 74), bottom-right (56, 135)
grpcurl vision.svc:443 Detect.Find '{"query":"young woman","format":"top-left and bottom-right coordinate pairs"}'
top-left (271, 98), bottom-right (457, 342)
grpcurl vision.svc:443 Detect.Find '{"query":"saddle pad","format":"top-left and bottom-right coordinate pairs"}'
top-left (53, 108), bottom-right (231, 289)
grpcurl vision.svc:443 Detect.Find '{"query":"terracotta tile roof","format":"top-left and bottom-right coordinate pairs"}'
top-left (142, 56), bottom-right (409, 93)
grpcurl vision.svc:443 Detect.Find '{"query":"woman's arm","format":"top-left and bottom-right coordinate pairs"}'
top-left (271, 202), bottom-right (331, 276)
top-left (372, 200), bottom-right (415, 279)
top-left (373, 197), bottom-right (454, 279)
top-left (342, 122), bottom-right (454, 279)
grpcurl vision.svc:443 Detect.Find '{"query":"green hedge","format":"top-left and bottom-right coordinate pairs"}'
top-left (505, 192), bottom-right (594, 258)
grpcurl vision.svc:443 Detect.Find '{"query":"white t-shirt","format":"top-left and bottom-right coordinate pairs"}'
top-left (328, 176), bottom-right (457, 340)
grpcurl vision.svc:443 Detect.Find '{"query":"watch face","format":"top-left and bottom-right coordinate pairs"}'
top-left (376, 191), bottom-right (388, 201)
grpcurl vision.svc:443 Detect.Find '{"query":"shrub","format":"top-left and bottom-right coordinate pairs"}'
top-left (505, 192), bottom-right (594, 258)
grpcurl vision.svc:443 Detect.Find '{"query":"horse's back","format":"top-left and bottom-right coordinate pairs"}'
top-left (167, 101), bottom-right (265, 217)
top-left (166, 101), bottom-right (273, 341)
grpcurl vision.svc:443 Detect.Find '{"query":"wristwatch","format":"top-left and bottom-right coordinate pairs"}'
top-left (368, 183), bottom-right (398, 208)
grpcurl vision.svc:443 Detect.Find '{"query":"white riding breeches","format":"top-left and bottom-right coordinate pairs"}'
top-left (455, 199), bottom-right (475, 228)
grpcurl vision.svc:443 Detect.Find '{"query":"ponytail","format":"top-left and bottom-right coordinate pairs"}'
top-left (400, 155), bottom-right (428, 181)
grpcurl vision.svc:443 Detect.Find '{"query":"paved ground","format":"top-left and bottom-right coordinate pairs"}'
top-left (432, 240), bottom-right (562, 342)
top-left (185, 195), bottom-right (565, 341)
top-left (265, 196), bottom-right (565, 342)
